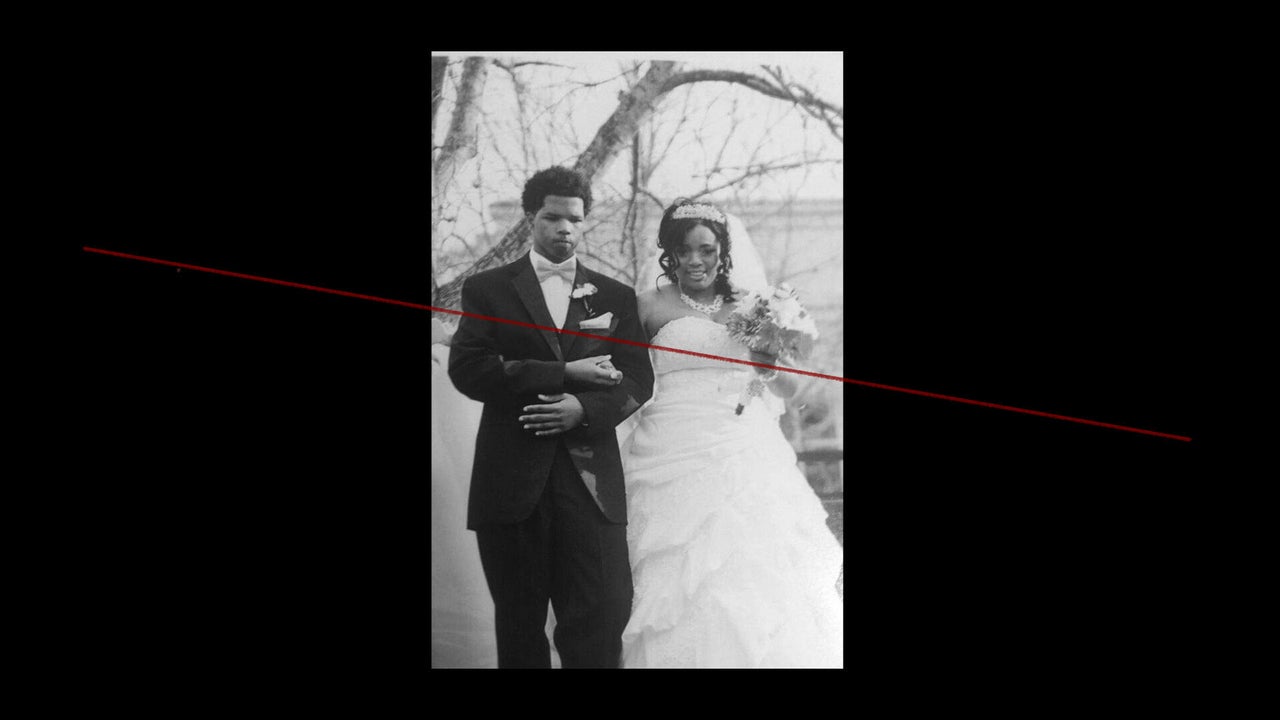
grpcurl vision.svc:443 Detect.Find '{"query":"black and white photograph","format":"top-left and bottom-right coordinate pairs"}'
top-left (74, 33), bottom-right (1205, 687)
top-left (431, 51), bottom-right (846, 668)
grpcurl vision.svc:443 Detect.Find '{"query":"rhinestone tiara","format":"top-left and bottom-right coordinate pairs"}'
top-left (671, 203), bottom-right (726, 224)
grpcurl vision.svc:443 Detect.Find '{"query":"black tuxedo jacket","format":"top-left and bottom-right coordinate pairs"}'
top-left (448, 253), bottom-right (654, 529)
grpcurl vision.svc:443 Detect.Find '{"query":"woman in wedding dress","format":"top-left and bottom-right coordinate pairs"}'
top-left (618, 200), bottom-right (844, 668)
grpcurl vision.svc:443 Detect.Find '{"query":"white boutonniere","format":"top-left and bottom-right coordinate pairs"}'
top-left (570, 283), bottom-right (598, 300)
top-left (571, 282), bottom-right (599, 316)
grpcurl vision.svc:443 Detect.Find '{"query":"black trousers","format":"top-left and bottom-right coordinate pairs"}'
top-left (474, 443), bottom-right (633, 668)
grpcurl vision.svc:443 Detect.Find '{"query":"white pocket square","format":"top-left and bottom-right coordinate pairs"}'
top-left (578, 312), bottom-right (613, 330)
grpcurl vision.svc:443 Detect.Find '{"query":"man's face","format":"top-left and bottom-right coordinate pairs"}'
top-left (529, 195), bottom-right (585, 263)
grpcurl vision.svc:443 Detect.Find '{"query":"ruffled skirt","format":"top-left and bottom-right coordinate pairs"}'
top-left (620, 370), bottom-right (843, 668)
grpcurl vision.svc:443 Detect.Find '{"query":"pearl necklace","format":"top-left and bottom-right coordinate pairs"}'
top-left (679, 289), bottom-right (723, 316)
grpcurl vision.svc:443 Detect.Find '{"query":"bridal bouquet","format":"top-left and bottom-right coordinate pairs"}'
top-left (725, 283), bottom-right (820, 415)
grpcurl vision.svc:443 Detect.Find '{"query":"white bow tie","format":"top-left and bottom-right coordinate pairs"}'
top-left (533, 255), bottom-right (576, 284)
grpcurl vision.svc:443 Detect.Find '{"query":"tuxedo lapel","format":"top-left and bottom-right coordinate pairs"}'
top-left (560, 264), bottom-right (591, 358)
top-left (511, 254), bottom-right (564, 361)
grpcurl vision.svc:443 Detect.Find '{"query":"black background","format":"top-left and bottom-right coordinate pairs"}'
top-left (75, 37), bottom-right (1202, 684)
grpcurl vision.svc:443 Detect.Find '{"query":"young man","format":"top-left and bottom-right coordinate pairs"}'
top-left (448, 166), bottom-right (654, 668)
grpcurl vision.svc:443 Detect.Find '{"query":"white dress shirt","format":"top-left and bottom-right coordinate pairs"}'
top-left (529, 251), bottom-right (577, 329)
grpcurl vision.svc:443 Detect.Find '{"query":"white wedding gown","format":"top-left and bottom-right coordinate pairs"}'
top-left (620, 316), bottom-right (844, 668)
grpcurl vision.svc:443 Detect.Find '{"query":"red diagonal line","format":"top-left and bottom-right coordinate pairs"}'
top-left (83, 246), bottom-right (432, 311)
top-left (82, 246), bottom-right (1191, 443)
top-left (431, 305), bottom-right (1191, 443)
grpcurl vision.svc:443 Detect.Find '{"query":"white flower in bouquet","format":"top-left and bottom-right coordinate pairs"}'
top-left (725, 283), bottom-right (821, 415)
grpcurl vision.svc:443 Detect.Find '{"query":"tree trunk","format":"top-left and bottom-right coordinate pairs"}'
top-left (430, 56), bottom-right (449, 298)
top-left (572, 61), bottom-right (679, 180)
top-left (433, 60), bottom-right (680, 309)
top-left (625, 128), bottom-right (643, 286)
top-left (432, 56), bottom-right (489, 282)
top-left (431, 56), bottom-right (448, 139)
top-left (433, 56), bottom-right (488, 195)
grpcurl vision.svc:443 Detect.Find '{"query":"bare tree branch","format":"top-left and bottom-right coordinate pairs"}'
top-left (433, 59), bottom-right (843, 309)
top-left (707, 94), bottom-right (741, 180)
top-left (531, 66), bottom-right (639, 125)
top-left (730, 100), bottom-right (798, 191)
top-left (687, 158), bottom-right (842, 201)
top-left (773, 251), bottom-right (844, 286)
top-left (663, 69), bottom-right (843, 117)
top-left (493, 59), bottom-right (573, 71)
top-left (658, 84), bottom-right (695, 163)
top-left (637, 186), bottom-right (667, 212)
top-left (490, 61), bottom-right (537, 174)
top-left (444, 232), bottom-right (482, 263)
top-left (478, 111), bottom-right (522, 196)
top-left (662, 68), bottom-right (843, 143)
top-left (432, 61), bottom-right (685, 309)
top-left (762, 65), bottom-right (843, 142)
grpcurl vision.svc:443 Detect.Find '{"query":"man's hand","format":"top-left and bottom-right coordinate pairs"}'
top-left (565, 354), bottom-right (623, 388)
top-left (519, 394), bottom-right (586, 437)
